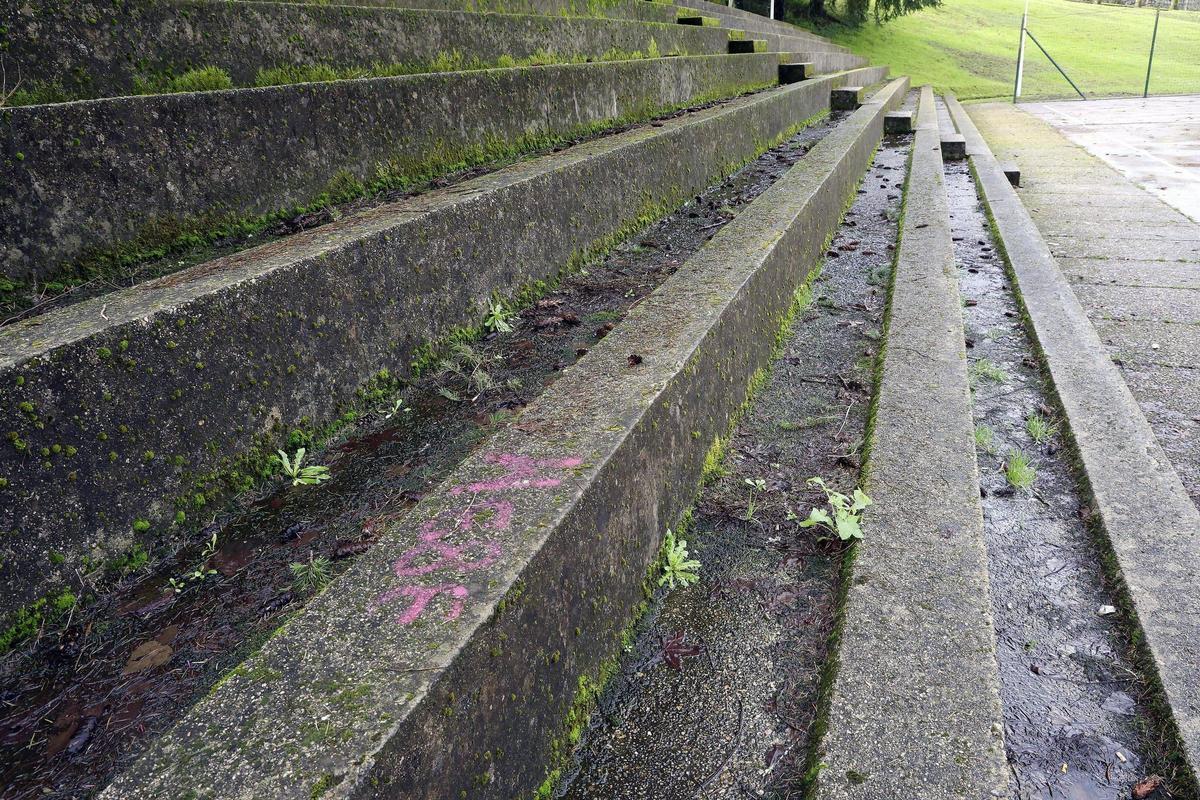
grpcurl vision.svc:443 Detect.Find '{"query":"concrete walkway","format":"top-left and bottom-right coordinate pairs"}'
top-left (969, 99), bottom-right (1200, 508)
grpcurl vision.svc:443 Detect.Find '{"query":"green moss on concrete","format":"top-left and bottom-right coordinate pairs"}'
top-left (0, 588), bottom-right (78, 655)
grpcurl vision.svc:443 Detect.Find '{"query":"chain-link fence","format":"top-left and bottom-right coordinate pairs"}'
top-left (1015, 0), bottom-right (1200, 100)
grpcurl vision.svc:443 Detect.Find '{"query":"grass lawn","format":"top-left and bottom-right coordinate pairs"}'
top-left (791, 0), bottom-right (1200, 100)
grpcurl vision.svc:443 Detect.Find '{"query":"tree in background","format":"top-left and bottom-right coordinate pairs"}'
top-left (782, 0), bottom-right (939, 25)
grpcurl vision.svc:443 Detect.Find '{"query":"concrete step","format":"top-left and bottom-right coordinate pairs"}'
top-left (779, 50), bottom-right (869, 72)
top-left (831, 85), bottom-right (865, 110)
top-left (2, 53), bottom-right (780, 286)
top-left (884, 109), bottom-right (915, 133)
top-left (238, 0), bottom-right (680, 23)
top-left (811, 85), bottom-right (1009, 799)
top-left (728, 38), bottom-right (768, 53)
top-left (95, 76), bottom-right (909, 800)
top-left (4, 0), bottom-right (734, 102)
top-left (0, 65), bottom-right (889, 616)
top-left (674, 0), bottom-right (838, 45)
top-left (946, 92), bottom-right (1200, 789)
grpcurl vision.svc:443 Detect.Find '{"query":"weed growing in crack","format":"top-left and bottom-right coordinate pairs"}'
top-left (438, 342), bottom-right (496, 400)
top-left (741, 477), bottom-right (767, 522)
top-left (659, 530), bottom-right (700, 590)
top-left (974, 424), bottom-right (995, 454)
top-left (483, 300), bottom-right (517, 334)
top-left (969, 358), bottom-right (1008, 387)
top-left (1025, 412), bottom-right (1059, 444)
top-left (1004, 450), bottom-right (1038, 491)
top-left (168, 531), bottom-right (219, 593)
top-left (275, 448), bottom-right (332, 487)
top-left (800, 477), bottom-right (871, 541)
top-left (290, 553), bottom-right (333, 595)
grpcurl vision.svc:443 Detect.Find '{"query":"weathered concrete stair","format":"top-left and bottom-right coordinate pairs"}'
top-left (4, 0), bottom-right (735, 100)
top-left (241, 0), bottom-right (681, 23)
top-left (0, 65), bottom-right (890, 614)
top-left (96, 76), bottom-right (910, 800)
top-left (3, 53), bottom-right (779, 283)
top-left (675, 0), bottom-right (843, 49)
top-left (811, 85), bottom-right (1009, 799)
top-left (946, 92), bottom-right (1200, 788)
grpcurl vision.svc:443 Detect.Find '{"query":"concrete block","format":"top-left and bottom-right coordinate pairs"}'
top-left (778, 62), bottom-right (814, 83)
top-left (1000, 160), bottom-right (1021, 186)
top-left (941, 133), bottom-right (967, 160)
top-left (831, 85), bottom-right (865, 111)
top-left (728, 38), bottom-right (768, 53)
top-left (676, 13), bottom-right (721, 25)
top-left (884, 110), bottom-right (915, 134)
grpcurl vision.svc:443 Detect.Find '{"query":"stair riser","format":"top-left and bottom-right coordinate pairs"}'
top-left (99, 75), bottom-right (909, 800)
top-left (1, 54), bottom-right (777, 283)
top-left (0, 66), bottom-right (887, 615)
top-left (3, 0), bottom-right (730, 100)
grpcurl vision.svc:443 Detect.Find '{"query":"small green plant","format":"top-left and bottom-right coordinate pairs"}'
top-left (438, 343), bottom-right (496, 399)
top-left (384, 397), bottom-right (410, 419)
top-left (276, 448), bottom-right (332, 486)
top-left (741, 477), bottom-right (767, 522)
top-left (291, 553), bottom-right (333, 594)
top-left (974, 424), bottom-right (995, 454)
top-left (483, 300), bottom-right (516, 334)
top-left (658, 530), bottom-right (701, 589)
top-left (1004, 450), bottom-right (1038, 490)
top-left (968, 358), bottom-right (1008, 386)
top-left (1025, 412), bottom-right (1059, 444)
top-left (800, 477), bottom-right (872, 541)
top-left (169, 532), bottom-right (219, 592)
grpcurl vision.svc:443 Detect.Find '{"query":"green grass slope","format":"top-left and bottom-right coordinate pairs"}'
top-left (793, 0), bottom-right (1200, 100)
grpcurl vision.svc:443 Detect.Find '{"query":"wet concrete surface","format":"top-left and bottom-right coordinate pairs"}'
top-left (969, 101), bottom-right (1200, 514)
top-left (1023, 96), bottom-right (1200, 223)
top-left (558, 135), bottom-right (911, 799)
top-left (946, 157), bottom-right (1171, 800)
top-left (0, 115), bottom-right (849, 800)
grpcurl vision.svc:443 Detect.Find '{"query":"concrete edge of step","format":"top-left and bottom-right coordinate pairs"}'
top-left (2, 1), bottom-right (731, 100)
top-left (811, 85), bottom-right (1010, 800)
top-left (96, 76), bottom-right (911, 800)
top-left (0, 64), bottom-right (890, 650)
top-left (2, 52), bottom-right (780, 284)
top-left (945, 93), bottom-right (1200, 789)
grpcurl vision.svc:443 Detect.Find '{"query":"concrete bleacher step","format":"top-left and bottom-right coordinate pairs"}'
top-left (779, 61), bottom-right (815, 83)
top-left (780, 50), bottom-right (869, 71)
top-left (6, 0), bottom-right (734, 101)
top-left (946, 93), bottom-right (1200, 789)
top-left (810, 85), bottom-right (1009, 799)
top-left (2, 53), bottom-right (781, 287)
top-left (0, 65), bottom-right (890, 615)
top-left (95, 76), bottom-right (909, 800)
top-left (675, 0), bottom-right (841, 45)
top-left (239, 0), bottom-right (681, 23)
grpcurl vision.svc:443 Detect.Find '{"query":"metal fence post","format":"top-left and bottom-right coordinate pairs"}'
top-left (1144, 8), bottom-right (1160, 98)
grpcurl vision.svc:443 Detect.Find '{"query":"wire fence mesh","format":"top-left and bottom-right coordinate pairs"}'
top-left (1015, 1), bottom-right (1200, 99)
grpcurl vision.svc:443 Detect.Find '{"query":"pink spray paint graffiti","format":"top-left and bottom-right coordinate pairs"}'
top-left (374, 452), bottom-right (582, 625)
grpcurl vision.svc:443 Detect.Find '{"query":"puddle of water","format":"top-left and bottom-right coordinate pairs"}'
top-left (0, 115), bottom-right (847, 800)
top-left (558, 131), bottom-right (913, 799)
top-left (945, 154), bottom-right (1168, 800)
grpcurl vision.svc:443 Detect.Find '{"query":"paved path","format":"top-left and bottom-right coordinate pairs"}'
top-left (1022, 96), bottom-right (1200, 222)
top-left (969, 99), bottom-right (1200, 507)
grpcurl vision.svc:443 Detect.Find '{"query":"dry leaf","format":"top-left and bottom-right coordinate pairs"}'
top-left (122, 640), bottom-right (173, 674)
